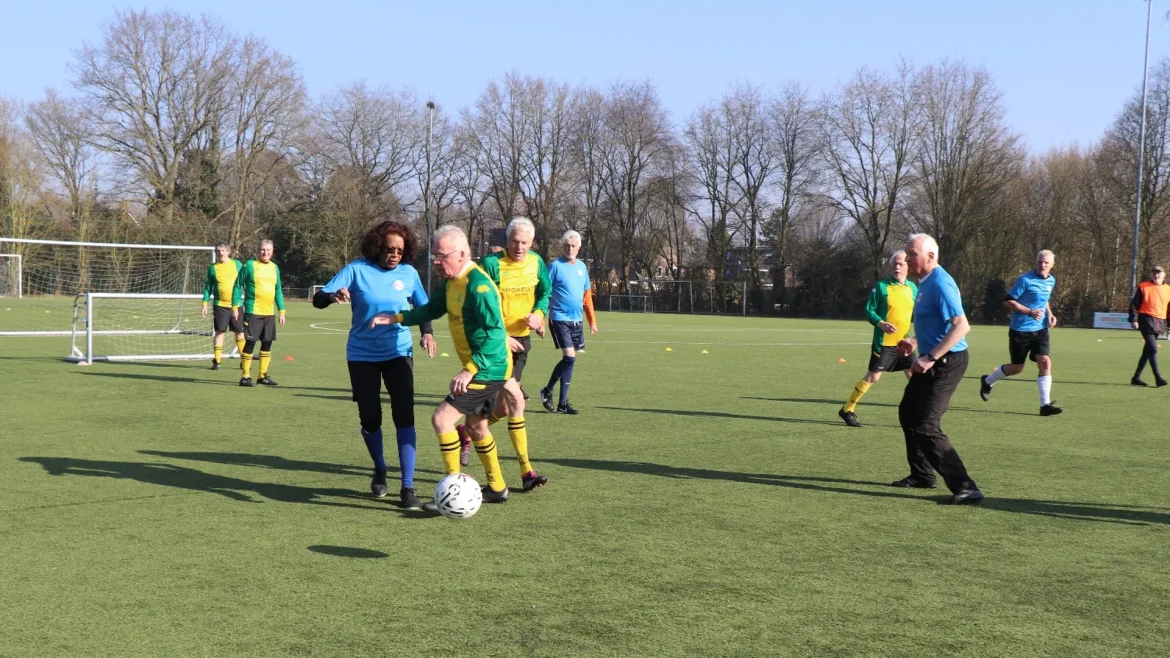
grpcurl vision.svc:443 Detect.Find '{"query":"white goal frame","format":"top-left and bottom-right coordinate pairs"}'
top-left (0, 253), bottom-right (21, 297)
top-left (309, 284), bottom-right (327, 301)
top-left (66, 293), bottom-right (216, 365)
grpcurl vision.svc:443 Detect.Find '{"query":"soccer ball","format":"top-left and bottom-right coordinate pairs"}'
top-left (434, 473), bottom-right (483, 519)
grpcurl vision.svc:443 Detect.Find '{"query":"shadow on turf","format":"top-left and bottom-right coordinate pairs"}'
top-left (138, 450), bottom-right (445, 480)
top-left (544, 458), bottom-right (1170, 526)
top-left (598, 405), bottom-right (886, 427)
top-left (307, 545), bottom-right (388, 559)
top-left (18, 456), bottom-right (439, 517)
top-left (743, 397), bottom-right (1036, 417)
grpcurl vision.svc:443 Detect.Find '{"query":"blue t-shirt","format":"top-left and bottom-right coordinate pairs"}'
top-left (914, 266), bottom-right (968, 356)
top-left (1007, 271), bottom-right (1056, 332)
top-left (548, 258), bottom-right (591, 322)
top-left (322, 260), bottom-right (429, 362)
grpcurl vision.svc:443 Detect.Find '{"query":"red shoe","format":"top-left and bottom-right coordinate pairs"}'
top-left (456, 423), bottom-right (471, 466)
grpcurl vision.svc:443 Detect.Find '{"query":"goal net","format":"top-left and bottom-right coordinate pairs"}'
top-left (67, 293), bottom-right (216, 364)
top-left (0, 238), bottom-right (214, 337)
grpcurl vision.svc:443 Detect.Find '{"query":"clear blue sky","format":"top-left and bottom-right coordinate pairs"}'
top-left (3, 0), bottom-right (1167, 154)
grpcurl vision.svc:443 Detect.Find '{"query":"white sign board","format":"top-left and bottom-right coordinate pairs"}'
top-left (1093, 312), bottom-right (1131, 330)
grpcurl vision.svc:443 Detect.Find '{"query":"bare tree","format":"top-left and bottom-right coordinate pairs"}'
top-left (722, 83), bottom-right (776, 310)
top-left (683, 103), bottom-right (739, 278)
top-left (463, 74), bottom-right (533, 225)
top-left (567, 85), bottom-right (611, 269)
top-left (73, 9), bottom-right (236, 223)
top-left (821, 64), bottom-right (919, 279)
top-left (25, 89), bottom-right (99, 227)
top-left (766, 82), bottom-right (821, 298)
top-left (519, 77), bottom-right (572, 256)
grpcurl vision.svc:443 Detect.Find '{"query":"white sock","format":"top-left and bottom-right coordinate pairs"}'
top-left (1037, 375), bottom-right (1052, 406)
top-left (986, 365), bottom-right (1009, 386)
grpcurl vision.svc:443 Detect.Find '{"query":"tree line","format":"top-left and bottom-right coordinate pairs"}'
top-left (1, 8), bottom-right (1167, 325)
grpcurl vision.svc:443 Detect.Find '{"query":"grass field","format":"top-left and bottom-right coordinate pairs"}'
top-left (3, 306), bottom-right (1169, 657)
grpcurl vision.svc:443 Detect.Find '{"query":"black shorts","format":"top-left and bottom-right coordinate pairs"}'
top-left (243, 314), bottom-right (277, 342)
top-left (509, 335), bottom-right (532, 381)
top-left (868, 346), bottom-right (912, 373)
top-left (212, 306), bottom-right (244, 333)
top-left (550, 320), bottom-right (585, 351)
top-left (445, 380), bottom-right (506, 417)
top-left (1009, 328), bottom-right (1050, 364)
top-left (1137, 314), bottom-right (1165, 337)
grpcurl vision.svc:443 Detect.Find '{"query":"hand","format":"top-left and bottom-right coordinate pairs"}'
top-left (200, 305), bottom-right (208, 318)
top-left (1048, 313), bottom-right (1057, 328)
top-left (524, 313), bottom-right (543, 331)
top-left (232, 309), bottom-right (239, 321)
top-left (589, 324), bottom-right (599, 335)
top-left (333, 287), bottom-right (351, 304)
top-left (535, 324), bottom-right (545, 339)
top-left (421, 334), bottom-right (437, 358)
top-left (896, 338), bottom-right (916, 357)
top-left (1030, 308), bottom-right (1045, 321)
top-left (278, 314), bottom-right (286, 327)
top-left (878, 321), bottom-right (896, 334)
top-left (507, 336), bottom-right (525, 353)
top-left (450, 369), bottom-right (473, 395)
top-left (370, 314), bottom-right (397, 329)
top-left (911, 356), bottom-right (935, 374)
top-left (1133, 322), bottom-right (1140, 330)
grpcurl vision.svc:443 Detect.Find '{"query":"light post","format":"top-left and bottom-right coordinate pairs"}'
top-left (1131, 0), bottom-right (1154, 299)
top-left (425, 101), bottom-right (436, 290)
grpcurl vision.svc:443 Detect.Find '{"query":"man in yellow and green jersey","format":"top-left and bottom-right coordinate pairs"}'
top-left (232, 239), bottom-right (286, 388)
top-left (839, 250), bottom-right (917, 427)
top-left (201, 242), bottom-right (245, 370)
top-left (468, 217), bottom-right (550, 492)
top-left (372, 225), bottom-right (513, 505)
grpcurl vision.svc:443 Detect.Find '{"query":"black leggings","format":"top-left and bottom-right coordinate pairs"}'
top-left (348, 358), bottom-right (415, 433)
top-left (1136, 332), bottom-right (1163, 381)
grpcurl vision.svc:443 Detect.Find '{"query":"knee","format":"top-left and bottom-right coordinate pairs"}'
top-left (864, 371), bottom-right (881, 384)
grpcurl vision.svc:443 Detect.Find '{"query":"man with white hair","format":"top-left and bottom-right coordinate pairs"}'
top-left (838, 250), bottom-right (916, 427)
top-left (540, 230), bottom-right (598, 415)
top-left (979, 250), bottom-right (1062, 415)
top-left (371, 225), bottom-right (512, 504)
top-left (232, 239), bottom-right (286, 387)
top-left (892, 233), bottom-right (983, 505)
top-left (462, 217), bottom-right (550, 492)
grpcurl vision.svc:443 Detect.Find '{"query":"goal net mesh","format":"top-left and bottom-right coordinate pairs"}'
top-left (69, 294), bottom-right (213, 362)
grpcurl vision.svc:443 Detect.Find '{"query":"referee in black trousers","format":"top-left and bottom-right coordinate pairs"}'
top-left (893, 234), bottom-right (983, 505)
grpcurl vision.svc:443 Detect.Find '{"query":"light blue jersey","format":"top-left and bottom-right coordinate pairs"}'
top-left (914, 266), bottom-right (968, 356)
top-left (1007, 271), bottom-right (1056, 332)
top-left (548, 257), bottom-right (591, 322)
top-left (322, 260), bottom-right (428, 362)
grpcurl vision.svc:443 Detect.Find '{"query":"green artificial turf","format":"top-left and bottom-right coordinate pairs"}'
top-left (2, 307), bottom-right (1168, 657)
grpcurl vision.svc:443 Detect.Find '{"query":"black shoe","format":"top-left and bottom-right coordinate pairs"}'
top-left (838, 408), bottom-right (861, 427)
top-left (1132, 377), bottom-right (1149, 387)
top-left (1157, 379), bottom-right (1169, 388)
top-left (1039, 403), bottom-right (1063, 416)
top-left (400, 486), bottom-right (420, 510)
top-left (522, 470), bottom-right (548, 491)
top-left (979, 375), bottom-right (992, 401)
top-left (239, 377), bottom-right (254, 387)
top-left (482, 486), bottom-right (510, 503)
top-left (420, 500), bottom-right (441, 515)
top-left (539, 387), bottom-right (555, 412)
top-left (557, 401), bottom-right (579, 415)
top-left (211, 358), bottom-right (220, 371)
top-left (949, 488), bottom-right (984, 505)
top-left (370, 471), bottom-right (387, 498)
top-left (891, 476), bottom-right (937, 489)
top-left (257, 375), bottom-right (278, 386)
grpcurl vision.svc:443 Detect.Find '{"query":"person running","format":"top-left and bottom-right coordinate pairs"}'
top-left (979, 250), bottom-right (1061, 415)
top-left (313, 221), bottom-right (437, 510)
top-left (1129, 265), bottom-right (1170, 387)
top-left (839, 250), bottom-right (916, 427)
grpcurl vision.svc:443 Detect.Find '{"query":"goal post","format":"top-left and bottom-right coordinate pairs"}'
top-left (66, 293), bottom-right (226, 364)
top-left (0, 253), bottom-right (22, 297)
top-left (309, 284), bottom-right (327, 301)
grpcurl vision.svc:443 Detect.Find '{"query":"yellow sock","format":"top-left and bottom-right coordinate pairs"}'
top-left (213, 344), bottom-right (223, 364)
top-left (437, 430), bottom-right (461, 474)
top-left (259, 351), bottom-right (271, 378)
top-left (843, 380), bottom-right (871, 413)
top-left (473, 432), bottom-right (507, 492)
top-left (487, 410), bottom-right (505, 426)
top-left (240, 351), bottom-right (253, 378)
top-left (235, 336), bottom-right (246, 356)
top-left (507, 416), bottom-right (533, 475)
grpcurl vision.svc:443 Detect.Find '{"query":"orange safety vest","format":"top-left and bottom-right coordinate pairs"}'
top-left (1136, 280), bottom-right (1170, 319)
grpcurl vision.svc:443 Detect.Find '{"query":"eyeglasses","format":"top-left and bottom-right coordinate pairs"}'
top-left (384, 247), bottom-right (404, 255)
top-left (432, 250), bottom-right (455, 262)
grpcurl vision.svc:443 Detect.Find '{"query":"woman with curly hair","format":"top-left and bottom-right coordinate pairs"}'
top-left (313, 221), bottom-right (438, 510)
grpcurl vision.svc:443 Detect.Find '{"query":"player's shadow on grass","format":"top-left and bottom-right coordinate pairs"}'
top-left (18, 456), bottom-right (426, 515)
top-left (307, 545), bottom-right (388, 559)
top-left (744, 397), bottom-right (1036, 417)
top-left (292, 392), bottom-right (447, 403)
top-left (74, 371), bottom-right (238, 386)
top-left (960, 375), bottom-right (1131, 388)
top-left (138, 450), bottom-right (446, 480)
top-left (544, 458), bottom-right (1170, 526)
top-left (599, 405), bottom-right (896, 427)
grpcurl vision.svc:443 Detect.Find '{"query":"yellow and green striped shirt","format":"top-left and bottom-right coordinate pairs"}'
top-left (202, 259), bottom-right (242, 309)
top-left (233, 259), bottom-right (286, 316)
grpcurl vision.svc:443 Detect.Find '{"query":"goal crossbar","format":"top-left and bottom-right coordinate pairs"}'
top-left (66, 292), bottom-right (224, 364)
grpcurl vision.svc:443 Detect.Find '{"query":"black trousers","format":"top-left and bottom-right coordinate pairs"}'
top-left (1135, 315), bottom-right (1164, 380)
top-left (898, 350), bottom-right (977, 494)
top-left (347, 358), bottom-right (415, 433)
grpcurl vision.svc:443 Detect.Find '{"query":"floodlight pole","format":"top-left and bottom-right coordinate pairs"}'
top-left (1131, 0), bottom-right (1154, 299)
top-left (425, 101), bottom-right (436, 290)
